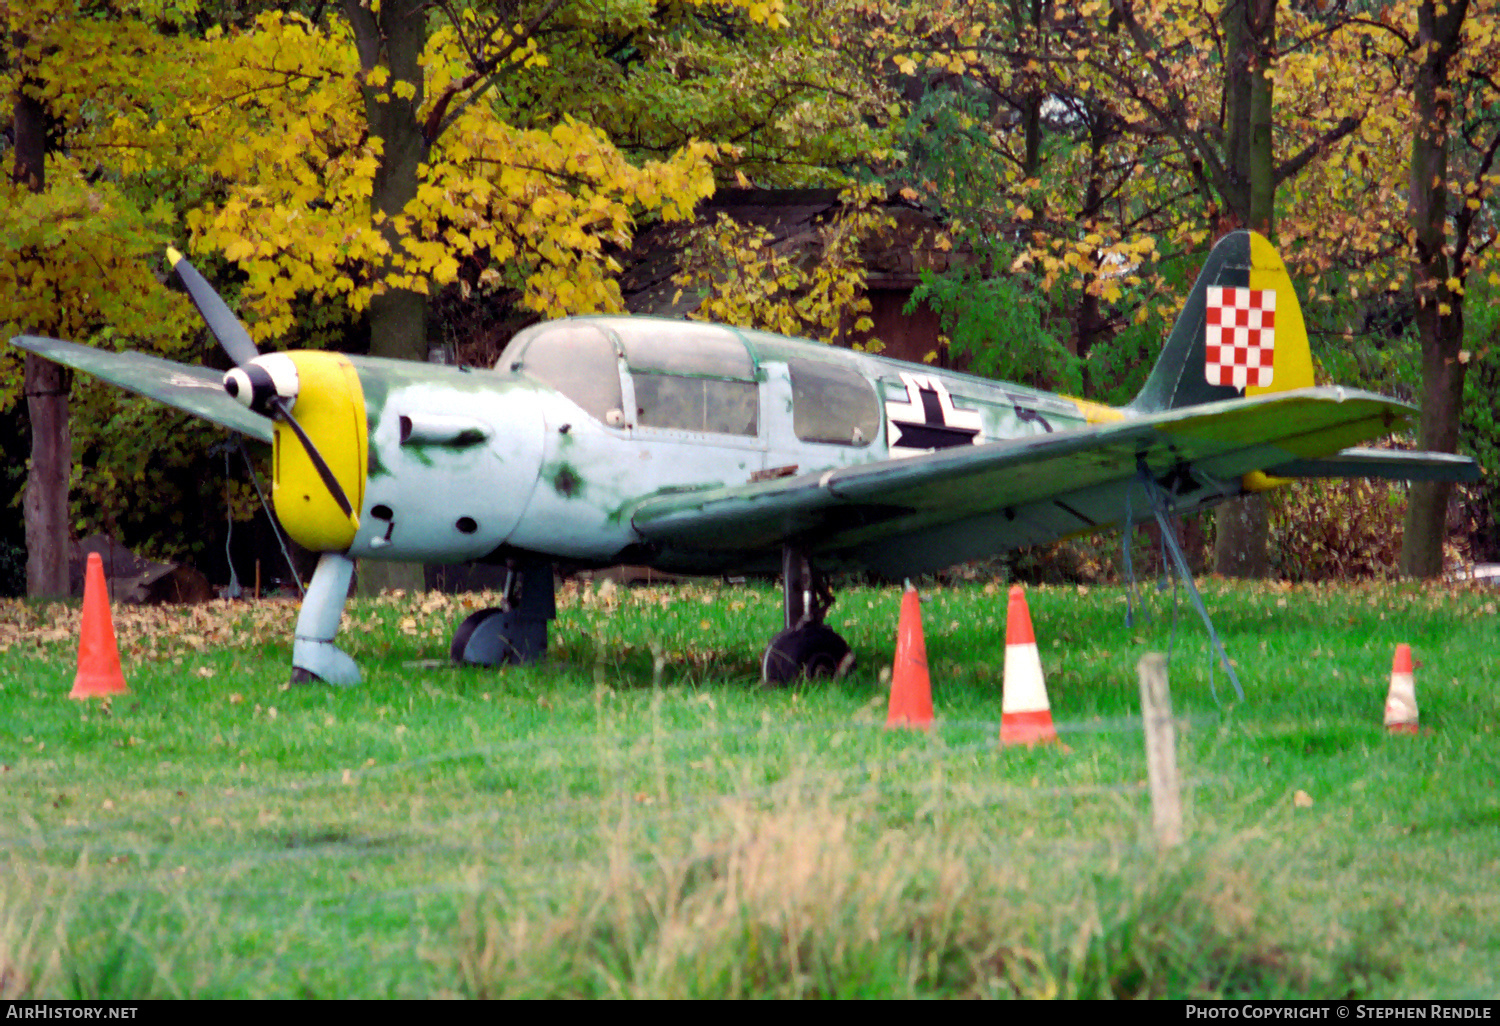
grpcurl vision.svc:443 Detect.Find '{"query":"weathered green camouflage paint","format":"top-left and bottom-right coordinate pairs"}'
top-left (549, 462), bottom-right (583, 499)
top-left (344, 358), bottom-right (549, 563)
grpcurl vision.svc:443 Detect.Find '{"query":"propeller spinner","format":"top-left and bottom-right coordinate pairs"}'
top-left (166, 247), bottom-right (360, 527)
top-left (223, 352), bottom-right (299, 416)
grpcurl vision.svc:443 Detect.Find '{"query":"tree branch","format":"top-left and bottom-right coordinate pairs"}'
top-left (1106, 1), bottom-right (1230, 199)
top-left (1273, 114), bottom-right (1361, 186)
top-left (426, 0), bottom-right (571, 143)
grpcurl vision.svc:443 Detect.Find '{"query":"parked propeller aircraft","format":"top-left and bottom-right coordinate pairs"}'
top-left (10, 231), bottom-right (1479, 685)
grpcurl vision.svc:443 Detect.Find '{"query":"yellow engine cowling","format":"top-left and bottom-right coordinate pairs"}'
top-left (271, 352), bottom-right (367, 552)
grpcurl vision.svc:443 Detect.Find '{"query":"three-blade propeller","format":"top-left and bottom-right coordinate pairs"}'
top-left (166, 247), bottom-right (358, 526)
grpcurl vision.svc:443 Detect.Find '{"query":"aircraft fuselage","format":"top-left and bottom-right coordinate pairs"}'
top-left (288, 317), bottom-right (1103, 573)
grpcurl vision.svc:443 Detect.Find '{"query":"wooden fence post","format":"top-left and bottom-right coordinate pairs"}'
top-left (1138, 652), bottom-right (1183, 847)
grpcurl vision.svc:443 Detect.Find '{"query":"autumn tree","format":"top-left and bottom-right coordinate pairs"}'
top-left (873, 1), bottom-right (1411, 574)
top-left (516, 0), bottom-right (899, 346)
top-left (6, 0), bottom-right (888, 591)
top-left (1396, 0), bottom-right (1498, 577)
top-left (1268, 2), bottom-right (1500, 574)
top-left (8, 12), bottom-right (68, 598)
top-left (871, 2), bottom-right (1161, 391)
top-left (2, 1), bottom-right (203, 596)
top-left (180, 0), bottom-right (867, 358)
top-left (672, 183), bottom-right (895, 344)
top-left (1047, 2), bottom-right (1496, 574)
top-left (510, 0), bottom-right (890, 186)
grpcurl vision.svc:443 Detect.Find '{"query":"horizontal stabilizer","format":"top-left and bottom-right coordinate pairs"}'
top-left (1269, 447), bottom-right (1480, 483)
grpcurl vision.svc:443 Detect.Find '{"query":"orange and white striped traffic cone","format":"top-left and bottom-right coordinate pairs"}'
top-left (1000, 585), bottom-right (1058, 746)
top-left (887, 582), bottom-right (934, 730)
top-left (1384, 643), bottom-right (1418, 735)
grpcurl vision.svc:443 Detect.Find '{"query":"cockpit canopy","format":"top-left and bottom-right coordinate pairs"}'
top-left (502, 321), bottom-right (624, 424)
top-left (501, 319), bottom-right (759, 436)
top-left (500, 317), bottom-right (880, 448)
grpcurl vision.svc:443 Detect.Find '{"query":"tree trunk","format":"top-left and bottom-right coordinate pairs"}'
top-left (1213, 493), bottom-right (1269, 579)
top-left (1399, 0), bottom-right (1471, 579)
top-left (1211, 0), bottom-right (1277, 580)
top-left (1246, 0), bottom-right (1276, 235)
top-left (23, 355), bottom-right (72, 598)
top-left (344, 0), bottom-right (430, 593)
top-left (1073, 109), bottom-right (1111, 395)
top-left (1019, 0), bottom-right (1047, 179)
top-left (1401, 328), bottom-right (1465, 576)
top-left (1221, 0), bottom-right (1252, 222)
top-left (346, 0), bottom-right (429, 363)
top-left (13, 53), bottom-right (72, 598)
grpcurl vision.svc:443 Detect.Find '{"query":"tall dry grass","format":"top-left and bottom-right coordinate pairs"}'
top-left (446, 792), bottom-right (1397, 999)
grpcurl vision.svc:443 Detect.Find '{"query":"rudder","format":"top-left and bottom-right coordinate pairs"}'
top-left (1128, 231), bottom-right (1314, 413)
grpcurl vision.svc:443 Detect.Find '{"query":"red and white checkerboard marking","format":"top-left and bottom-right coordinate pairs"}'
top-left (1205, 286), bottom-right (1276, 388)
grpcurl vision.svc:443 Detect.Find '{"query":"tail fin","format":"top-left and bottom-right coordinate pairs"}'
top-left (1128, 230), bottom-right (1314, 413)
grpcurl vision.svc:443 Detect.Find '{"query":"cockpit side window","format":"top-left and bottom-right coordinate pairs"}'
top-left (510, 323), bottom-right (624, 425)
top-left (615, 320), bottom-right (760, 437)
top-left (632, 375), bottom-right (759, 436)
top-left (789, 358), bottom-right (879, 447)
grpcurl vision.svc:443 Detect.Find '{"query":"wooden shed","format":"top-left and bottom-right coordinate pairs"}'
top-left (618, 187), bottom-right (973, 366)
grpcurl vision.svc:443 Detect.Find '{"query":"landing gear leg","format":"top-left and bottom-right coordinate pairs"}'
top-left (450, 559), bottom-right (556, 666)
top-left (290, 552), bottom-right (361, 686)
top-left (760, 546), bottom-right (854, 685)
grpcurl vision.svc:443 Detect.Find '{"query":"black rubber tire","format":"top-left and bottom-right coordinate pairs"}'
top-left (760, 624), bottom-right (854, 686)
top-left (449, 607), bottom-right (522, 666)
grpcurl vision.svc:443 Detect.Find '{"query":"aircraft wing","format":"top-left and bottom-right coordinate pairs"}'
top-left (9, 335), bottom-right (274, 443)
top-left (629, 387), bottom-right (1474, 578)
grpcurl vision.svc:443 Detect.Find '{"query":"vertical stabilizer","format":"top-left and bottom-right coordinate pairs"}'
top-left (1128, 231), bottom-right (1314, 413)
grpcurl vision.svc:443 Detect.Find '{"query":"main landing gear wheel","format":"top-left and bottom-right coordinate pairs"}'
top-left (760, 545), bottom-right (856, 686)
top-left (449, 560), bottom-right (556, 667)
top-left (450, 606), bottom-right (535, 666)
top-left (761, 623), bottom-right (855, 686)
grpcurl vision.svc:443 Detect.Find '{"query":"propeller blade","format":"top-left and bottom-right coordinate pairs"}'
top-left (166, 246), bottom-right (260, 367)
top-left (167, 247), bottom-right (357, 533)
top-left (272, 396), bottom-right (359, 527)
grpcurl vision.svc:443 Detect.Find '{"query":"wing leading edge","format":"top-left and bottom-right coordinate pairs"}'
top-left (630, 387), bottom-right (1470, 578)
top-left (9, 336), bottom-right (274, 443)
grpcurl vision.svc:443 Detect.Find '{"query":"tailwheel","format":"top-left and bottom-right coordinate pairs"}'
top-left (761, 623), bottom-right (855, 686)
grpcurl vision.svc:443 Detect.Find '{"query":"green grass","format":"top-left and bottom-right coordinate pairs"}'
top-left (1, 578), bottom-right (1497, 997)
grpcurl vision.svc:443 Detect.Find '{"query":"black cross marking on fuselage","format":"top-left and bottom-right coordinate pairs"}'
top-left (891, 383), bottom-right (981, 451)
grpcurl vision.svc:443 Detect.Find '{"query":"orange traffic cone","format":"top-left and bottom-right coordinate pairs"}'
top-left (1000, 585), bottom-right (1059, 746)
top-left (1384, 643), bottom-right (1418, 735)
top-left (886, 583), bottom-right (933, 729)
top-left (70, 552), bottom-right (127, 699)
